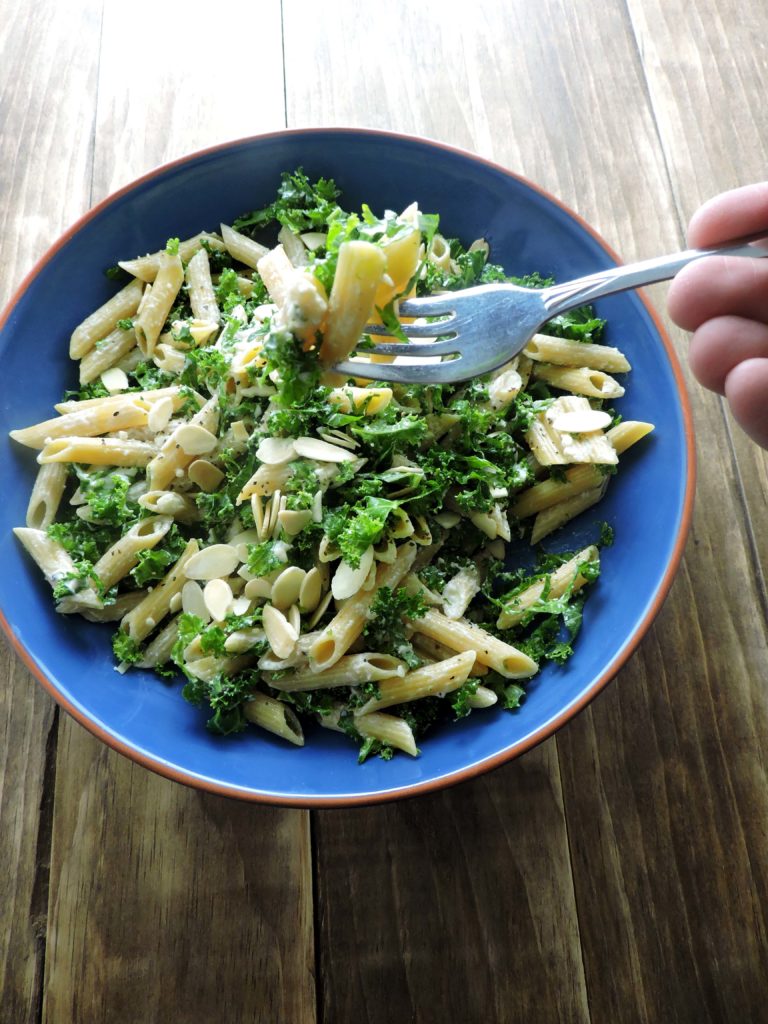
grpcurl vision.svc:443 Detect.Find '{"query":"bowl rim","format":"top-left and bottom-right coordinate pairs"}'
top-left (0, 126), bottom-right (696, 807)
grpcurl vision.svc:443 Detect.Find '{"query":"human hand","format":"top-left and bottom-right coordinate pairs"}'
top-left (667, 183), bottom-right (768, 449)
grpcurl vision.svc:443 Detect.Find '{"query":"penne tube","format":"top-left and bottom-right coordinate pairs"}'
top-left (354, 650), bottom-right (476, 715)
top-left (26, 462), bottom-right (68, 530)
top-left (92, 515), bottom-right (173, 591)
top-left (243, 692), bottom-right (304, 746)
top-left (38, 436), bottom-right (156, 467)
top-left (136, 615), bottom-right (180, 668)
top-left (138, 489), bottom-right (200, 523)
top-left (146, 397), bottom-right (219, 491)
top-left (354, 711), bottom-right (418, 757)
top-left (54, 386), bottom-right (199, 414)
top-left (256, 243), bottom-right (295, 308)
top-left (374, 226), bottom-right (421, 307)
top-left (327, 386), bottom-right (393, 415)
top-left (120, 539), bottom-right (199, 642)
top-left (118, 232), bottom-right (225, 282)
top-left (319, 240), bottom-right (387, 365)
top-left (607, 420), bottom-right (655, 453)
top-left (185, 247), bottom-right (220, 323)
top-left (79, 325), bottom-right (138, 384)
top-left (266, 652), bottom-right (407, 691)
top-left (134, 250), bottom-right (184, 357)
top-left (10, 395), bottom-right (151, 449)
top-left (412, 633), bottom-right (489, 675)
top-left (524, 333), bottom-right (631, 373)
top-left (221, 223), bottom-right (269, 270)
top-left (79, 591), bottom-right (145, 622)
top-left (411, 608), bottom-right (538, 679)
top-left (310, 541), bottom-right (417, 672)
top-left (532, 363), bottom-right (626, 399)
top-left (69, 278), bottom-right (144, 359)
top-left (496, 546), bottom-right (600, 629)
top-left (530, 485), bottom-right (607, 545)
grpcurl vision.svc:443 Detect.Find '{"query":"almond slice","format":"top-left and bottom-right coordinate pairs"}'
top-left (299, 567), bottom-right (323, 613)
top-left (293, 437), bottom-right (357, 463)
top-left (147, 396), bottom-right (174, 432)
top-left (188, 458), bottom-right (225, 492)
top-left (181, 580), bottom-right (210, 621)
top-left (263, 603), bottom-right (298, 660)
top-left (332, 545), bottom-right (375, 600)
top-left (271, 566), bottom-right (306, 610)
top-left (244, 577), bottom-right (273, 600)
top-left (100, 367), bottom-right (129, 393)
top-left (176, 423), bottom-right (218, 456)
top-left (204, 578), bottom-right (233, 621)
top-left (184, 543), bottom-right (240, 581)
top-left (256, 436), bottom-right (297, 465)
top-left (549, 409), bottom-right (612, 433)
top-left (277, 509), bottom-right (313, 536)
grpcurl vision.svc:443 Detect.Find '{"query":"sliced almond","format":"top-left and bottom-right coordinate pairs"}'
top-left (256, 436), bottom-right (297, 465)
top-left (181, 580), bottom-right (210, 621)
top-left (169, 591), bottom-right (183, 614)
top-left (147, 396), bottom-right (174, 433)
top-left (204, 578), bottom-right (233, 621)
top-left (311, 490), bottom-right (323, 523)
top-left (318, 429), bottom-right (359, 451)
top-left (550, 409), bottom-right (612, 433)
top-left (251, 493), bottom-right (266, 539)
top-left (244, 577), bottom-right (273, 600)
top-left (287, 604), bottom-right (301, 633)
top-left (175, 423), bottom-right (218, 456)
top-left (271, 566), bottom-right (306, 610)
top-left (435, 510), bottom-right (461, 529)
top-left (308, 590), bottom-right (333, 629)
top-left (263, 603), bottom-right (298, 660)
top-left (278, 509), bottom-right (313, 536)
top-left (332, 545), bottom-right (375, 600)
top-left (293, 437), bottom-right (357, 463)
top-left (300, 231), bottom-right (327, 251)
top-left (184, 543), bottom-right (240, 581)
top-left (100, 367), bottom-right (129, 393)
top-left (230, 595), bottom-right (252, 617)
top-left (362, 562), bottom-right (377, 591)
top-left (188, 458), bottom-right (225, 492)
top-left (298, 567), bottom-right (323, 613)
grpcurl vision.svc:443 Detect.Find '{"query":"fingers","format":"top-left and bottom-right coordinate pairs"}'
top-left (667, 256), bottom-right (768, 332)
top-left (687, 182), bottom-right (768, 247)
top-left (724, 358), bottom-right (768, 449)
top-left (689, 316), bottom-right (768, 395)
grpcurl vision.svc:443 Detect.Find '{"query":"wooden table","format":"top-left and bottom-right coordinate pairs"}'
top-left (2, 1), bottom-right (767, 1021)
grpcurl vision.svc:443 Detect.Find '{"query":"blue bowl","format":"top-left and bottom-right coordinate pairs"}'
top-left (0, 129), bottom-right (694, 805)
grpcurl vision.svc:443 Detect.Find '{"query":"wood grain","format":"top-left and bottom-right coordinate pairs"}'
top-left (44, 727), bottom-right (315, 1024)
top-left (3, 4), bottom-right (315, 1022)
top-left (0, 2), bottom-right (102, 1021)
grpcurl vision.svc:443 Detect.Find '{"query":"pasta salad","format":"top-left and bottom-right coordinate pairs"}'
top-left (10, 170), bottom-right (652, 761)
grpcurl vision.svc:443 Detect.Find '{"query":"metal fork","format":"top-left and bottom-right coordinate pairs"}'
top-left (334, 232), bottom-right (768, 384)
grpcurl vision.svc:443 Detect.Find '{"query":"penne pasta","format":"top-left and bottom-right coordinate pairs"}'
top-left (354, 650), bottom-right (476, 715)
top-left (69, 278), bottom-right (144, 359)
top-left (411, 609), bottom-right (538, 679)
top-left (134, 250), bottom-right (184, 356)
top-left (26, 462), bottom-right (68, 530)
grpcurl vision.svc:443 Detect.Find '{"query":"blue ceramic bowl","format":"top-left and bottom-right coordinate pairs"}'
top-left (0, 129), bottom-right (694, 805)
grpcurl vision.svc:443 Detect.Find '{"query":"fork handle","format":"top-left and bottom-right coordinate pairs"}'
top-left (540, 230), bottom-right (768, 317)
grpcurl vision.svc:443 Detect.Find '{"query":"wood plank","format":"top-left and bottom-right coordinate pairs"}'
top-left (283, 4), bottom-right (591, 1020)
top-left (314, 746), bottom-right (590, 1024)
top-left (0, 1), bottom-right (103, 1020)
top-left (44, 727), bottom-right (314, 1024)
top-left (624, 0), bottom-right (768, 589)
top-left (554, 3), bottom-right (768, 1019)
top-left (40, 5), bottom-right (315, 1023)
